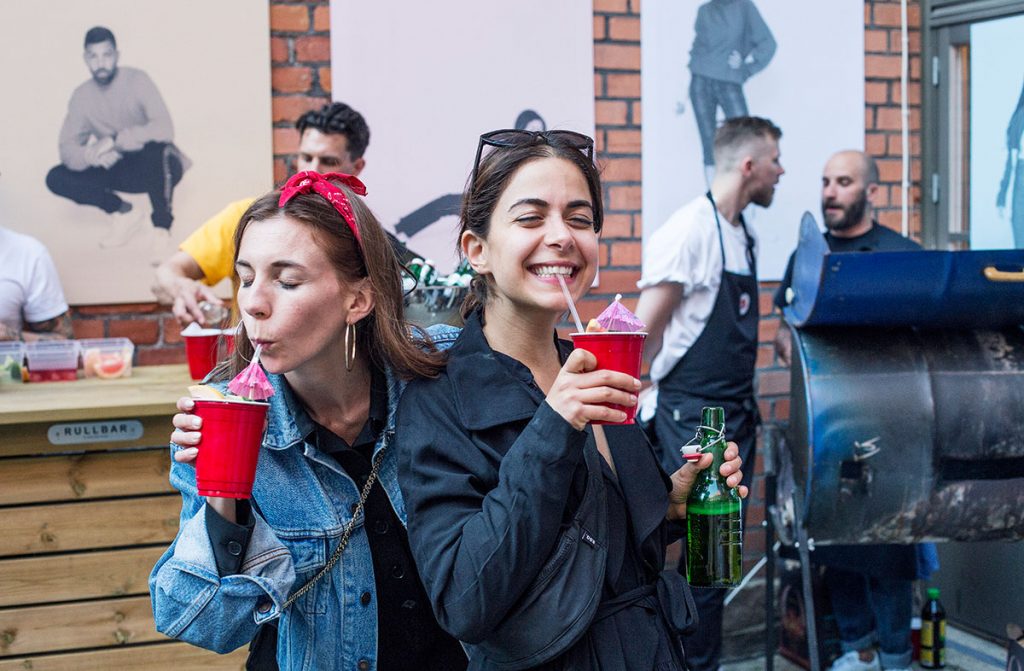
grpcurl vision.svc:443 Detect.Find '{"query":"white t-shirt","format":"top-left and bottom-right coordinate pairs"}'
top-left (0, 227), bottom-right (69, 333)
top-left (637, 196), bottom-right (757, 415)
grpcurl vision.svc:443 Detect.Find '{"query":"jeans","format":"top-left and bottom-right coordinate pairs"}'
top-left (46, 141), bottom-right (184, 229)
top-left (689, 74), bottom-right (749, 167)
top-left (824, 567), bottom-right (913, 669)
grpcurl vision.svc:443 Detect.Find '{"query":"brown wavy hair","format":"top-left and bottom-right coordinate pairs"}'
top-left (211, 179), bottom-right (445, 382)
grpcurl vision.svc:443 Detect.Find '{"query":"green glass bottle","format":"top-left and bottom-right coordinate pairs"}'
top-left (685, 406), bottom-right (743, 587)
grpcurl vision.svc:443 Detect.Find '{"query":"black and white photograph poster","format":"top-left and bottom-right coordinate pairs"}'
top-left (331, 0), bottom-right (596, 273)
top-left (0, 0), bottom-right (271, 304)
top-left (972, 13), bottom-right (1024, 250)
top-left (642, 0), bottom-right (864, 279)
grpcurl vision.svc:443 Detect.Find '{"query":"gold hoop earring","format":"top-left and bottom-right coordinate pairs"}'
top-left (344, 322), bottom-right (357, 372)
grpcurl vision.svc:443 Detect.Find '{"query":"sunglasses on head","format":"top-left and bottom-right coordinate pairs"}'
top-left (470, 129), bottom-right (595, 189)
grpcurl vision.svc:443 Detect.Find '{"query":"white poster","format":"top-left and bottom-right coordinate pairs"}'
top-left (0, 0), bottom-right (271, 304)
top-left (331, 0), bottom-right (596, 273)
top-left (970, 14), bottom-right (1024, 250)
top-left (642, 0), bottom-right (864, 280)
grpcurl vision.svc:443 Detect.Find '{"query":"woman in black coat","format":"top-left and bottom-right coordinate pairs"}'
top-left (396, 130), bottom-right (748, 670)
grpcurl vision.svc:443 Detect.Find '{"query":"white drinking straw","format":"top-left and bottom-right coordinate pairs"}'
top-left (557, 275), bottom-right (585, 333)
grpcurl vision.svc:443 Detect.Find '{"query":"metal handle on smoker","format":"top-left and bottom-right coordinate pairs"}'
top-left (983, 266), bottom-right (1024, 282)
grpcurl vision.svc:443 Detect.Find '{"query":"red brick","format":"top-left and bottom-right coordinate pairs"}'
top-left (631, 101), bottom-right (641, 124)
top-left (872, 4), bottom-right (902, 27)
top-left (877, 158), bottom-right (902, 183)
top-left (865, 28), bottom-right (888, 52)
top-left (295, 36), bottom-right (330, 61)
top-left (606, 73), bottom-right (641, 98)
top-left (887, 133), bottom-right (920, 157)
top-left (273, 158), bottom-right (289, 184)
top-left (110, 319), bottom-right (160, 345)
top-left (594, 73), bottom-right (605, 98)
top-left (318, 66), bottom-right (331, 93)
top-left (594, 43), bottom-right (640, 71)
top-left (773, 397), bottom-right (791, 422)
top-left (873, 185), bottom-right (891, 207)
top-left (865, 80), bottom-right (887, 104)
top-left (595, 100), bottom-right (628, 126)
top-left (865, 54), bottom-right (901, 79)
top-left (630, 0), bottom-right (641, 12)
top-left (601, 213), bottom-right (633, 237)
top-left (593, 0), bottom-right (628, 12)
top-left (593, 269), bottom-right (641, 295)
top-left (270, 4), bottom-right (309, 32)
top-left (273, 127), bottom-right (301, 154)
top-left (272, 95), bottom-right (324, 123)
top-left (756, 345), bottom-right (774, 368)
top-left (892, 81), bottom-right (921, 105)
top-left (605, 129), bottom-right (641, 154)
top-left (608, 185), bottom-right (641, 211)
top-left (875, 106), bottom-right (903, 131)
top-left (910, 55), bottom-right (921, 80)
top-left (758, 289), bottom-right (776, 316)
top-left (270, 37), bottom-right (289, 63)
top-left (865, 133), bottom-right (887, 157)
top-left (593, 15), bottom-right (606, 40)
top-left (72, 319), bottom-right (105, 339)
top-left (601, 157), bottom-right (641, 183)
top-left (609, 240), bottom-right (642, 266)
top-left (758, 369), bottom-right (790, 397)
top-left (608, 16), bottom-right (640, 41)
top-left (757, 316), bottom-right (779, 343)
top-left (272, 66), bottom-right (313, 93)
top-left (137, 346), bottom-right (187, 366)
top-left (162, 316), bottom-right (184, 344)
top-left (312, 5), bottom-right (330, 32)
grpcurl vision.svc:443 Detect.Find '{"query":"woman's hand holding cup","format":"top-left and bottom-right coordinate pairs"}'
top-left (171, 396), bottom-right (202, 464)
top-left (546, 348), bottom-right (640, 431)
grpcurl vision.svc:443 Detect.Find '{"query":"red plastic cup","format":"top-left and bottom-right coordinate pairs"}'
top-left (193, 398), bottom-right (269, 499)
top-left (183, 329), bottom-right (233, 380)
top-left (570, 332), bottom-right (647, 425)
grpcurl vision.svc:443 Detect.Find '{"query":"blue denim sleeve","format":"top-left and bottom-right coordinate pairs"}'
top-left (149, 447), bottom-right (296, 654)
top-left (397, 380), bottom-right (587, 644)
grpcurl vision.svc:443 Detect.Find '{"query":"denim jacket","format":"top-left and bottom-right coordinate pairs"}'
top-left (150, 324), bottom-right (460, 670)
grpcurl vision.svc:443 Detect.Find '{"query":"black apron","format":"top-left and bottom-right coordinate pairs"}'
top-left (653, 193), bottom-right (760, 473)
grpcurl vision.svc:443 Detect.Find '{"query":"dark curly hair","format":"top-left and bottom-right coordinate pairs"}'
top-left (295, 102), bottom-right (370, 159)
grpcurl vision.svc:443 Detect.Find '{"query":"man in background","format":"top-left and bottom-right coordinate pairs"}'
top-left (46, 26), bottom-right (188, 259)
top-left (152, 102), bottom-right (370, 326)
top-left (636, 116), bottom-right (784, 671)
top-left (0, 225), bottom-right (72, 341)
top-left (774, 150), bottom-right (920, 671)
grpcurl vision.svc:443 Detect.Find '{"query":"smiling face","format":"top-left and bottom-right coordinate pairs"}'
top-left (235, 214), bottom-right (371, 376)
top-left (462, 156), bottom-right (598, 323)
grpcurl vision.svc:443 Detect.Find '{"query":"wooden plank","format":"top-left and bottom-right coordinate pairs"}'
top-left (0, 449), bottom-right (171, 506)
top-left (0, 546), bottom-right (166, 607)
top-left (0, 415), bottom-right (173, 458)
top-left (0, 595), bottom-right (166, 657)
top-left (0, 364), bottom-right (191, 427)
top-left (0, 495), bottom-right (181, 557)
top-left (0, 641), bottom-right (247, 671)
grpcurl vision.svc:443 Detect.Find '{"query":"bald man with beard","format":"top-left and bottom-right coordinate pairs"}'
top-left (773, 150), bottom-right (922, 671)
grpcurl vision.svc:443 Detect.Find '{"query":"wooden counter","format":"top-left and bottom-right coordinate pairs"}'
top-left (0, 365), bottom-right (246, 669)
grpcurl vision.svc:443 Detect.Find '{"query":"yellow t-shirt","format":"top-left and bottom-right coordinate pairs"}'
top-left (179, 198), bottom-right (256, 285)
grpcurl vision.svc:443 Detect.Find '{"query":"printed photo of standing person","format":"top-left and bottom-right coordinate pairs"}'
top-left (688, 0), bottom-right (775, 186)
top-left (997, 76), bottom-right (1024, 248)
top-left (45, 26), bottom-right (189, 261)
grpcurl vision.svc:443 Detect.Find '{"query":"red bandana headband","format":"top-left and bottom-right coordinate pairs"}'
top-left (279, 171), bottom-right (368, 250)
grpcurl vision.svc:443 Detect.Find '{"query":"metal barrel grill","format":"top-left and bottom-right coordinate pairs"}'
top-left (760, 215), bottom-right (1024, 671)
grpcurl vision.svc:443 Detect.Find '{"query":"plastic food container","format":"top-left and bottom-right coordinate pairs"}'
top-left (78, 337), bottom-right (135, 379)
top-left (0, 341), bottom-right (26, 384)
top-left (24, 340), bottom-right (81, 382)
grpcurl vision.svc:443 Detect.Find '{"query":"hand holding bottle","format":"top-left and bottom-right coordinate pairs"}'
top-left (666, 441), bottom-right (746, 521)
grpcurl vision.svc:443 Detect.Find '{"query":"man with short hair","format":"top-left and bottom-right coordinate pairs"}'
top-left (636, 116), bottom-right (784, 671)
top-left (46, 26), bottom-right (188, 256)
top-left (153, 102), bottom-right (371, 326)
top-left (774, 150), bottom-right (920, 671)
top-left (0, 226), bottom-right (72, 342)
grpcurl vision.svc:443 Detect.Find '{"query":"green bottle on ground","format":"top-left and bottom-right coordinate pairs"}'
top-left (920, 587), bottom-right (946, 668)
top-left (685, 406), bottom-right (743, 587)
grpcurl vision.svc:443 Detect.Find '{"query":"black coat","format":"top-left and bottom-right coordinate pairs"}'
top-left (396, 311), bottom-right (692, 670)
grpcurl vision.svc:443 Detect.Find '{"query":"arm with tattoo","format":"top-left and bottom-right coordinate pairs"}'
top-left (22, 312), bottom-right (74, 341)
